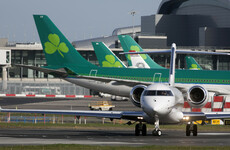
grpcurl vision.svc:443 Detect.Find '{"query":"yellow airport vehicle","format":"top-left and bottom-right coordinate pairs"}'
top-left (211, 119), bottom-right (224, 125)
top-left (88, 101), bottom-right (115, 111)
top-left (193, 120), bottom-right (210, 125)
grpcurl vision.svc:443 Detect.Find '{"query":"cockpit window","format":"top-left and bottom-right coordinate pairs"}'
top-left (143, 90), bottom-right (156, 96)
top-left (143, 90), bottom-right (173, 96)
top-left (157, 90), bottom-right (173, 96)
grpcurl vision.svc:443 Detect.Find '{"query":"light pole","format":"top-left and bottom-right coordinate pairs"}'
top-left (130, 11), bottom-right (136, 38)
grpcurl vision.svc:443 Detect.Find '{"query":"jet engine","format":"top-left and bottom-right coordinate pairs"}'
top-left (187, 85), bottom-right (209, 108)
top-left (130, 85), bottom-right (147, 107)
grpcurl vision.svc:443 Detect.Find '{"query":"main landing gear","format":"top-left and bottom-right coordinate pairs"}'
top-left (186, 122), bottom-right (197, 136)
top-left (135, 122), bottom-right (147, 136)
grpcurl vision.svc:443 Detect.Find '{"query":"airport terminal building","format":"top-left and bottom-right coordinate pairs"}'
top-left (1, 0), bottom-right (230, 95)
top-left (142, 0), bottom-right (230, 48)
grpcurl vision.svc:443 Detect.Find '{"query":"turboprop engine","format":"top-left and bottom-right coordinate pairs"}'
top-left (187, 85), bottom-right (209, 108)
top-left (130, 85), bottom-right (147, 107)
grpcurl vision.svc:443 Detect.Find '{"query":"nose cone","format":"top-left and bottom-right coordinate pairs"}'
top-left (152, 105), bottom-right (172, 116)
top-left (141, 96), bottom-right (174, 117)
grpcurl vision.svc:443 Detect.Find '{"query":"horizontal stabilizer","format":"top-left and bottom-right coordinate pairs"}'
top-left (15, 64), bottom-right (69, 78)
top-left (77, 74), bottom-right (153, 86)
top-left (121, 49), bottom-right (230, 56)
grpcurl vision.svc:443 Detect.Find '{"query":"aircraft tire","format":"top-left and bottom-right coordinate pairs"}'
top-left (186, 124), bottom-right (191, 136)
top-left (135, 124), bottom-right (140, 136)
top-left (142, 124), bottom-right (147, 136)
top-left (152, 129), bottom-right (161, 136)
top-left (193, 124), bottom-right (197, 136)
top-left (157, 130), bottom-right (162, 136)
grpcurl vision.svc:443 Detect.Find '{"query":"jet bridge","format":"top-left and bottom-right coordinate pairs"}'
top-left (0, 50), bottom-right (11, 91)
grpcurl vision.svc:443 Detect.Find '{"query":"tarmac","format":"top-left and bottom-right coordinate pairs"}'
top-left (0, 97), bottom-right (230, 146)
top-left (0, 128), bottom-right (230, 146)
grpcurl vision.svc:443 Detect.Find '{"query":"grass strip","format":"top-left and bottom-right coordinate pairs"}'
top-left (0, 144), bottom-right (230, 150)
top-left (0, 122), bottom-right (229, 131)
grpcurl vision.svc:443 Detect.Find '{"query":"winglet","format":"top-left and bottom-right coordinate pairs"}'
top-left (169, 43), bottom-right (176, 87)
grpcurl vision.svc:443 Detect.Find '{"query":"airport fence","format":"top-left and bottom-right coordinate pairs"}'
top-left (0, 113), bottom-right (122, 125)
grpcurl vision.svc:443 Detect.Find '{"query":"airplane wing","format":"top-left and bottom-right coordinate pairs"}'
top-left (183, 112), bottom-right (230, 121)
top-left (0, 107), bottom-right (144, 121)
top-left (176, 84), bottom-right (230, 95)
top-left (15, 64), bottom-right (151, 85)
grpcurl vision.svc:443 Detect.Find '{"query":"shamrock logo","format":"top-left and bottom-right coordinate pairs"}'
top-left (44, 34), bottom-right (69, 57)
top-left (128, 46), bottom-right (147, 60)
top-left (190, 64), bottom-right (200, 70)
top-left (102, 55), bottom-right (123, 67)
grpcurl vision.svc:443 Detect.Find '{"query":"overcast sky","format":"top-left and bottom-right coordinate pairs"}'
top-left (0, 0), bottom-right (162, 43)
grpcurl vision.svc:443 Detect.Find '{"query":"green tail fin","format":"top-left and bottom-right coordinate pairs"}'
top-left (92, 42), bottom-right (126, 68)
top-left (186, 56), bottom-right (203, 70)
top-left (33, 15), bottom-right (94, 68)
top-left (118, 35), bottom-right (164, 69)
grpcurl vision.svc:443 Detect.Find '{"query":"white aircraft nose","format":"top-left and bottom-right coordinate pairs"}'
top-left (152, 105), bottom-right (171, 116)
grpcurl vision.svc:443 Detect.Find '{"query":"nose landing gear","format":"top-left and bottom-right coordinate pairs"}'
top-left (134, 117), bottom-right (162, 136)
top-left (152, 117), bottom-right (162, 136)
top-left (152, 129), bottom-right (162, 136)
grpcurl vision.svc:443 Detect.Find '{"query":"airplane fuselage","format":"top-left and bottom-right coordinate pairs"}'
top-left (67, 64), bottom-right (230, 90)
top-left (141, 84), bottom-right (184, 124)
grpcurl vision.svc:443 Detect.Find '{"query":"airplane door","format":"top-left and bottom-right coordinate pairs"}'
top-left (89, 70), bottom-right (98, 76)
top-left (153, 73), bottom-right (162, 83)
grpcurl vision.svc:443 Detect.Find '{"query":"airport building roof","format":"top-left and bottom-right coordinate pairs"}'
top-left (72, 26), bottom-right (141, 49)
top-left (158, 0), bottom-right (230, 15)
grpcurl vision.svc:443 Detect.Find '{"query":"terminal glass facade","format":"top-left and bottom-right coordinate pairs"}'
top-left (7, 50), bottom-right (130, 79)
top-left (9, 50), bottom-right (47, 78)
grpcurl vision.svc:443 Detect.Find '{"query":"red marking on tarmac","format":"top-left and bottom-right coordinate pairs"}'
top-left (6, 94), bottom-right (16, 96)
top-left (26, 95), bottom-right (36, 97)
top-left (66, 95), bottom-right (76, 98)
top-left (84, 95), bottom-right (92, 98)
